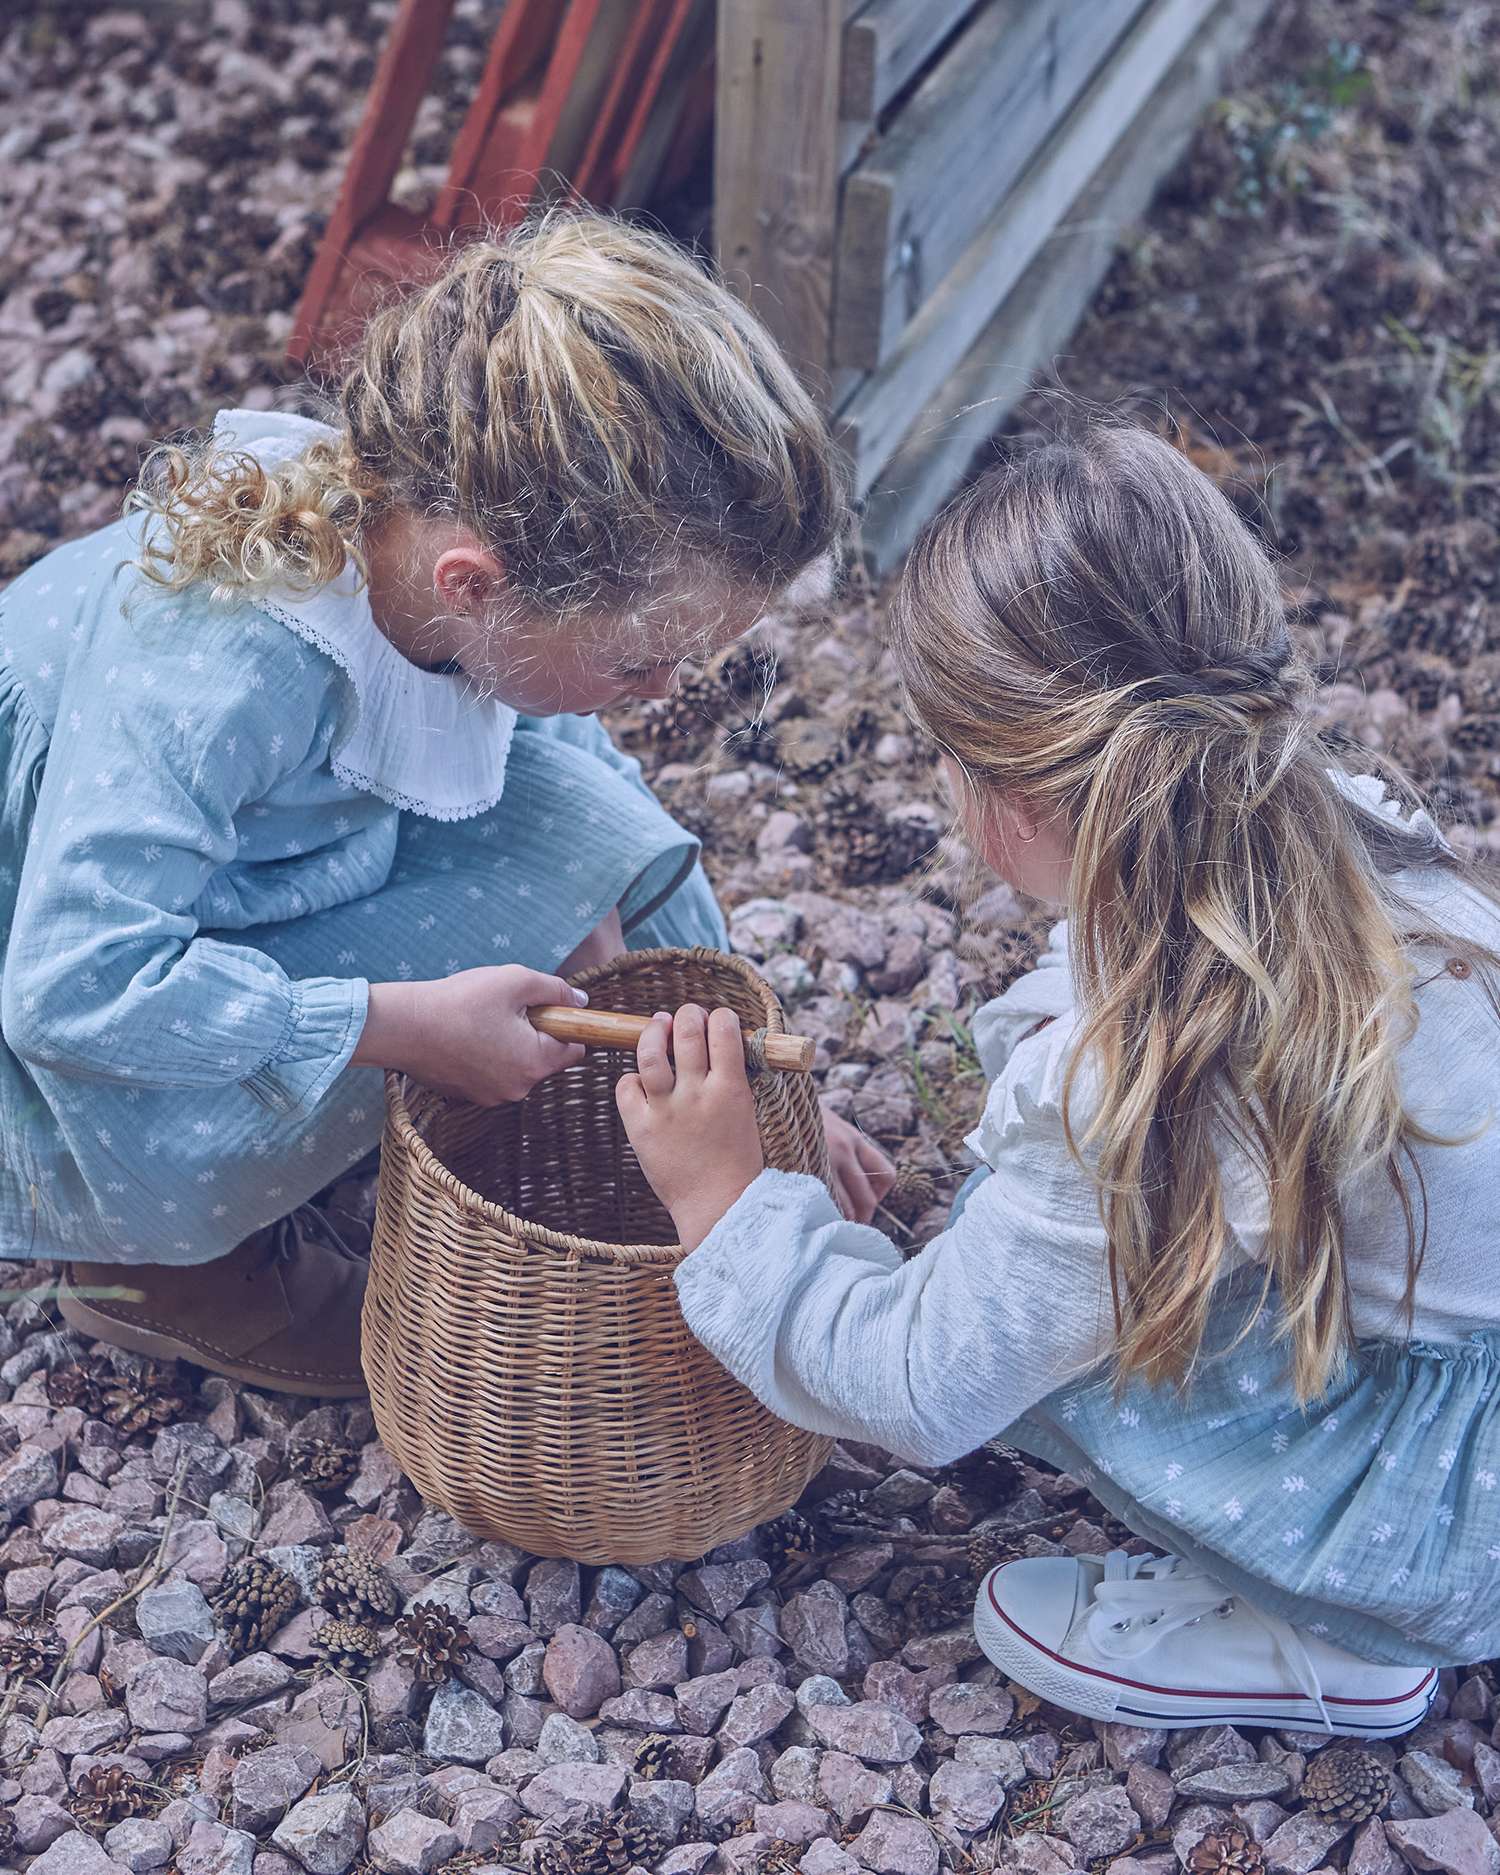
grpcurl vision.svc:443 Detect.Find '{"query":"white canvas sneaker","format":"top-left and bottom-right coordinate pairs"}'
top-left (974, 1550), bottom-right (1436, 1736)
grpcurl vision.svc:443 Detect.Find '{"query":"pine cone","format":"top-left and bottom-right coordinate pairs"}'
top-left (313, 1618), bottom-right (381, 1675)
top-left (1452, 714), bottom-right (1500, 753)
top-left (0, 1619), bottom-right (62, 1682)
top-left (531, 1839), bottom-right (574, 1875)
top-left (0, 1808), bottom-right (15, 1865)
top-left (317, 1549), bottom-right (398, 1622)
top-left (395, 1601), bottom-right (470, 1683)
top-left (772, 717), bottom-right (842, 781)
top-left (967, 1528), bottom-right (1014, 1581)
top-left (1462, 654), bottom-right (1500, 716)
top-left (70, 1764), bottom-right (151, 1826)
top-left (54, 375), bottom-right (114, 433)
top-left (1187, 1828), bottom-right (1266, 1875)
top-left (631, 1733), bottom-right (678, 1780)
top-left (820, 780), bottom-right (935, 886)
top-left (101, 1362), bottom-right (190, 1434)
top-left (761, 1508), bottom-right (819, 1570)
top-left (903, 1573), bottom-right (975, 1636)
top-left (562, 1817), bottom-right (660, 1875)
top-left (1396, 652), bottom-right (1455, 714)
top-left (289, 1437), bottom-right (358, 1494)
top-left (1300, 1747), bottom-right (1392, 1825)
top-left (46, 1361), bottom-right (105, 1415)
top-left (212, 1557), bottom-right (301, 1659)
top-left (32, 287), bottom-right (76, 330)
top-left (811, 1487), bottom-right (883, 1540)
top-left (940, 1441), bottom-right (1023, 1509)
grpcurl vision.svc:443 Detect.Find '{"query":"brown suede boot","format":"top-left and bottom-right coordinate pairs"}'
top-left (58, 1210), bottom-right (368, 1397)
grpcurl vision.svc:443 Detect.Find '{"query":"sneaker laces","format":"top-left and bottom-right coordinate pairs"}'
top-left (1084, 1550), bottom-right (1335, 1732)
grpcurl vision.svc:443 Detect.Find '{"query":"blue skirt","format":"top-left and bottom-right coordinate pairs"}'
top-left (958, 1175), bottom-right (1500, 1665)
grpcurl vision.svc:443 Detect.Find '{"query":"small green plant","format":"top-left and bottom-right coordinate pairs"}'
top-left (1217, 40), bottom-right (1370, 216)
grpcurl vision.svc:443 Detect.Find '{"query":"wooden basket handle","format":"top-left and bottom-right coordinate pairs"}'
top-left (530, 1005), bottom-right (814, 1074)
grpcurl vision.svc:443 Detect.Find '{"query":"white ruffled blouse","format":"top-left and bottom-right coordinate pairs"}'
top-left (213, 407), bottom-right (517, 822)
top-left (675, 782), bottom-right (1500, 1466)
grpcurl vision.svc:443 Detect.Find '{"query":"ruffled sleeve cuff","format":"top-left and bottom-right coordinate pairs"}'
top-left (970, 919), bottom-right (1076, 1080)
top-left (240, 975), bottom-right (369, 1116)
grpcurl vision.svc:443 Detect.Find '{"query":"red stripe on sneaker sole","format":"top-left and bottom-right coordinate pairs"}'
top-left (983, 1567), bottom-right (1436, 1709)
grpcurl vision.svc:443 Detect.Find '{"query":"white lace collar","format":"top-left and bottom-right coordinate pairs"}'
top-left (213, 407), bottom-right (517, 822)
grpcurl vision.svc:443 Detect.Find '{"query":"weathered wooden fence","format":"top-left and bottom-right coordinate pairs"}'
top-left (716, 0), bottom-right (1274, 572)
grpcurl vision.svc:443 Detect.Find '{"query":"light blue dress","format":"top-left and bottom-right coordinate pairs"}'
top-left (949, 1171), bottom-right (1500, 1667)
top-left (0, 417), bottom-right (723, 1268)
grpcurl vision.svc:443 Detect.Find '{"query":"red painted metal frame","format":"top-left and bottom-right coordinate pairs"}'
top-left (288, 0), bottom-right (712, 371)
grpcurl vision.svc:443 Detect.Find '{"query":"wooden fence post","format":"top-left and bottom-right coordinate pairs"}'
top-left (714, 0), bottom-right (846, 399)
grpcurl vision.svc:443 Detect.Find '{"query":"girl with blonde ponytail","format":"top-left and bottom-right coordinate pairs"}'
top-left (0, 209), bottom-right (891, 1395)
top-left (619, 422), bottom-right (1500, 1734)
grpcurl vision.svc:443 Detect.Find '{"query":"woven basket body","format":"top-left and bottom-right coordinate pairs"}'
top-left (364, 947), bottom-right (834, 1563)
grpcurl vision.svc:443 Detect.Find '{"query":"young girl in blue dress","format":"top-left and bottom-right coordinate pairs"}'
top-left (619, 424), bottom-right (1500, 1735)
top-left (0, 212), bottom-right (892, 1396)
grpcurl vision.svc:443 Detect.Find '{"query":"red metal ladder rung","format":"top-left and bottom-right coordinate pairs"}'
top-left (434, 0), bottom-right (607, 232)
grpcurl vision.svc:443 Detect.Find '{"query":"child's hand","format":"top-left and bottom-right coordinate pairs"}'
top-left (355, 966), bottom-right (588, 1106)
top-left (616, 1005), bottom-right (765, 1249)
top-left (821, 1105), bottom-right (897, 1222)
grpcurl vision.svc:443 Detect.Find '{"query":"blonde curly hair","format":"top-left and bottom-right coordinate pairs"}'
top-left (127, 211), bottom-right (845, 624)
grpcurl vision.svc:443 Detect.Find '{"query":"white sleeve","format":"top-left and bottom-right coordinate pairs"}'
top-left (674, 1033), bottom-right (1115, 1466)
top-left (970, 920), bottom-right (1076, 1081)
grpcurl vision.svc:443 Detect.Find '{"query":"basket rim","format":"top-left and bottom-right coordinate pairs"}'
top-left (381, 946), bottom-right (786, 1268)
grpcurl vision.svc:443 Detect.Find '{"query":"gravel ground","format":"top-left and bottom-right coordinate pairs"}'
top-left (4, 2), bottom-right (1500, 1873)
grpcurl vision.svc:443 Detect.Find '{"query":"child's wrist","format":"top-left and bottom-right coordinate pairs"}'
top-left (671, 1175), bottom-right (759, 1252)
top-left (352, 979), bottom-right (426, 1073)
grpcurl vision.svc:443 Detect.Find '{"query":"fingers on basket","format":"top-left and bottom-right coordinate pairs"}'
top-left (672, 1005), bottom-right (710, 1081)
top-left (636, 1011), bottom-right (675, 1096)
top-left (707, 1006), bottom-right (746, 1077)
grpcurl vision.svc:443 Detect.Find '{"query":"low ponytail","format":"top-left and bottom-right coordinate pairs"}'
top-left (891, 423), bottom-right (1498, 1400)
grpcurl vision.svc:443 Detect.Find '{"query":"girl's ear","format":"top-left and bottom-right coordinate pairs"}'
top-left (433, 544), bottom-right (506, 618)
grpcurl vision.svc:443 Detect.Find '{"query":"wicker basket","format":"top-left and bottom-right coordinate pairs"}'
top-left (363, 947), bottom-right (834, 1563)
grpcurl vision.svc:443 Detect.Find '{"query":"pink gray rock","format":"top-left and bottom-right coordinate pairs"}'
top-left (780, 1582), bottom-right (850, 1678)
top-left (803, 1699), bottom-right (921, 1764)
top-left (720, 1682), bottom-right (797, 1749)
top-left (27, 1834), bottom-right (131, 1875)
top-left (367, 1813), bottom-right (459, 1875)
top-left (178, 1820), bottom-right (257, 1875)
top-left (541, 1623), bottom-right (621, 1719)
top-left (925, 1681), bottom-right (1014, 1737)
top-left (269, 1790), bottom-right (367, 1875)
top-left (1263, 1813), bottom-right (1354, 1875)
top-left (677, 1561), bottom-right (771, 1622)
top-left (1386, 1811), bottom-right (1500, 1875)
top-left (102, 1820), bottom-right (174, 1874)
top-left (929, 1761), bottom-right (1007, 1834)
top-left (520, 1763), bottom-right (628, 1822)
top-left (229, 1745), bottom-right (322, 1835)
top-left (1058, 1787), bottom-right (1141, 1862)
top-left (847, 1811), bottom-right (940, 1875)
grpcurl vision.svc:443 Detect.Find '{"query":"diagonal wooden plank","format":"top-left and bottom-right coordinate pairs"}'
top-left (841, 0), bottom-right (1224, 495)
top-left (854, 0), bottom-right (1276, 574)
